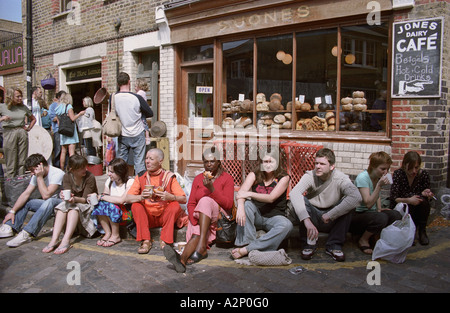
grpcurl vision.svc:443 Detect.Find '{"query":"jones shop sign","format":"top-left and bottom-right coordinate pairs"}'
top-left (391, 18), bottom-right (443, 98)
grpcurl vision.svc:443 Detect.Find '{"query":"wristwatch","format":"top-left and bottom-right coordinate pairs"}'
top-left (9, 210), bottom-right (15, 215)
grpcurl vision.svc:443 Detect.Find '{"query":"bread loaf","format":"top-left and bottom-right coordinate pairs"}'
top-left (273, 114), bottom-right (286, 124)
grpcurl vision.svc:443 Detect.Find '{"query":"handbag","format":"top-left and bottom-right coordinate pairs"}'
top-left (41, 73), bottom-right (56, 90)
top-left (372, 203), bottom-right (416, 264)
top-left (216, 204), bottom-right (237, 246)
top-left (102, 93), bottom-right (122, 137)
top-left (58, 105), bottom-right (75, 137)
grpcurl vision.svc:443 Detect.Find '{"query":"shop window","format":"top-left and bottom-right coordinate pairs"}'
top-left (183, 44), bottom-right (214, 62)
top-left (295, 29), bottom-right (338, 132)
top-left (222, 39), bottom-right (254, 129)
top-left (255, 34), bottom-right (293, 130)
top-left (219, 23), bottom-right (389, 135)
top-left (340, 24), bottom-right (388, 132)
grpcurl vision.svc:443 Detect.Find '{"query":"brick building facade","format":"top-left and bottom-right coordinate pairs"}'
top-left (7, 0), bottom-right (449, 193)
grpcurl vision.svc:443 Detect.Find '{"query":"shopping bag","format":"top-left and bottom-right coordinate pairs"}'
top-left (372, 203), bottom-right (416, 264)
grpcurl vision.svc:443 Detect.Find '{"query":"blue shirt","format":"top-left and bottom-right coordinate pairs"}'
top-left (355, 170), bottom-right (377, 212)
top-left (48, 101), bottom-right (59, 132)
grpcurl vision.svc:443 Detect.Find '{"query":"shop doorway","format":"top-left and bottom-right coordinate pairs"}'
top-left (178, 65), bottom-right (214, 175)
top-left (69, 81), bottom-right (102, 122)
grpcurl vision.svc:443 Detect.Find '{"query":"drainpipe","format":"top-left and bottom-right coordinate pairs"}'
top-left (26, 0), bottom-right (32, 106)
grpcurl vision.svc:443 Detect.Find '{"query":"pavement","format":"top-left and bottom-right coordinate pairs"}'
top-left (0, 174), bottom-right (449, 301)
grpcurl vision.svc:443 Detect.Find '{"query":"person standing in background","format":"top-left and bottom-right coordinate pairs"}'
top-left (0, 88), bottom-right (36, 177)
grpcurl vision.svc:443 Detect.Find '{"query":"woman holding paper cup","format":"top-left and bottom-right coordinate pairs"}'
top-left (390, 151), bottom-right (433, 245)
top-left (350, 151), bottom-right (402, 255)
top-left (44, 155), bottom-right (98, 254)
top-left (91, 158), bottom-right (135, 247)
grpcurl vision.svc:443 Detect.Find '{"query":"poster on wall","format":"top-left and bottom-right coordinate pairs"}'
top-left (391, 17), bottom-right (443, 98)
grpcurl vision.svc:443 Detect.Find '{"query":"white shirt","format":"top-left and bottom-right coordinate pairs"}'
top-left (30, 165), bottom-right (65, 197)
top-left (114, 92), bottom-right (146, 137)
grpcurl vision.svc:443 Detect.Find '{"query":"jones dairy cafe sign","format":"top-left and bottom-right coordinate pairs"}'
top-left (0, 43), bottom-right (23, 72)
top-left (391, 17), bottom-right (443, 98)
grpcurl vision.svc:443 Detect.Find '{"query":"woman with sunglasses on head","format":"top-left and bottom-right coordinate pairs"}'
top-left (231, 148), bottom-right (292, 260)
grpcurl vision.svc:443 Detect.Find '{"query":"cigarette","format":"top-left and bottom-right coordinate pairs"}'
top-left (432, 196), bottom-right (437, 201)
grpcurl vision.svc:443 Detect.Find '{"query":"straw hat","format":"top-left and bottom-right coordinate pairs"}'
top-left (150, 121), bottom-right (167, 137)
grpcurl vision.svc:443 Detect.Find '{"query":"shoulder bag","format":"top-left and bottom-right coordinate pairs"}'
top-left (102, 93), bottom-right (122, 137)
top-left (216, 204), bottom-right (237, 246)
top-left (58, 105), bottom-right (75, 137)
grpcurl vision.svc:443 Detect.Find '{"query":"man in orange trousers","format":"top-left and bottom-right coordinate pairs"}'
top-left (125, 148), bottom-right (186, 254)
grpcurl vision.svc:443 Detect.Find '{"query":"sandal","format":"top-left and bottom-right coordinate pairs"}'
top-left (54, 244), bottom-right (73, 255)
top-left (42, 243), bottom-right (59, 253)
top-left (187, 251), bottom-right (208, 265)
top-left (230, 247), bottom-right (247, 260)
top-left (103, 239), bottom-right (122, 248)
top-left (358, 244), bottom-right (373, 255)
top-left (138, 240), bottom-right (152, 254)
top-left (97, 238), bottom-right (108, 247)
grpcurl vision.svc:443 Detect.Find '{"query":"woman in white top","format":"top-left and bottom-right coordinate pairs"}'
top-left (78, 96), bottom-right (96, 156)
top-left (91, 158), bottom-right (134, 247)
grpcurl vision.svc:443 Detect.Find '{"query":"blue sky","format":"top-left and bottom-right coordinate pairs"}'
top-left (0, 0), bottom-right (22, 23)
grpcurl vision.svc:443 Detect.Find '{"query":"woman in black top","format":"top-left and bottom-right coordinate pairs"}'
top-left (390, 151), bottom-right (434, 245)
top-left (231, 149), bottom-right (292, 259)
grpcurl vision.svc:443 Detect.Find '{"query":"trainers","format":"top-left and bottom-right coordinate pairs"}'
top-left (0, 224), bottom-right (14, 238)
top-left (6, 230), bottom-right (32, 247)
top-left (326, 248), bottom-right (345, 262)
top-left (300, 246), bottom-right (317, 260)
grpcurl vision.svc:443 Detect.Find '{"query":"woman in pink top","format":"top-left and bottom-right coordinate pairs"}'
top-left (164, 147), bottom-right (234, 273)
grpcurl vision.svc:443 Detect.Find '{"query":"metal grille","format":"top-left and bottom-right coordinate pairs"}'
top-left (214, 140), bottom-right (323, 195)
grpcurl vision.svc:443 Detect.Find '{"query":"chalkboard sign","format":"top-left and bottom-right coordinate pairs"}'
top-left (391, 17), bottom-right (443, 98)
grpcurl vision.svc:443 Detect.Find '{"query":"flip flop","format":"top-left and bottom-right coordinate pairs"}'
top-left (187, 251), bottom-right (208, 265)
top-left (97, 238), bottom-right (107, 246)
top-left (42, 243), bottom-right (59, 253)
top-left (163, 245), bottom-right (186, 273)
top-left (103, 239), bottom-right (122, 247)
top-left (54, 244), bottom-right (73, 255)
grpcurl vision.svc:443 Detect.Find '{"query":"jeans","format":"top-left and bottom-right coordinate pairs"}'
top-left (53, 131), bottom-right (61, 168)
top-left (6, 198), bottom-right (62, 237)
top-left (298, 197), bottom-right (352, 250)
top-left (118, 132), bottom-right (146, 176)
top-left (235, 200), bottom-right (293, 252)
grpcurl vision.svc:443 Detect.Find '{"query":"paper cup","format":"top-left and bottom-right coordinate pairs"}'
top-left (89, 194), bottom-right (98, 205)
top-left (177, 241), bottom-right (186, 254)
top-left (307, 237), bottom-right (317, 246)
top-left (386, 173), bottom-right (393, 184)
top-left (63, 190), bottom-right (71, 200)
